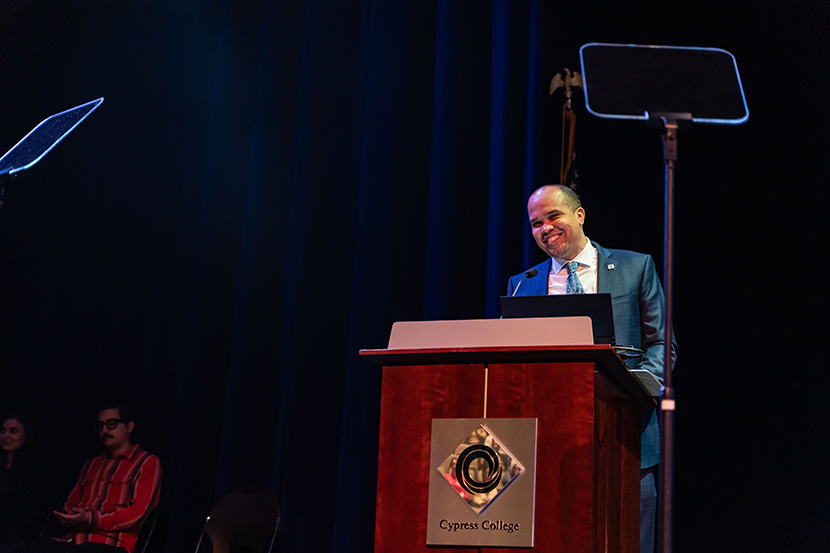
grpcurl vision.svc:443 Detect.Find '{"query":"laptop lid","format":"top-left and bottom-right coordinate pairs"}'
top-left (499, 293), bottom-right (616, 345)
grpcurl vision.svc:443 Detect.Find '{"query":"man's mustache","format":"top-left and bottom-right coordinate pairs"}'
top-left (101, 433), bottom-right (114, 440)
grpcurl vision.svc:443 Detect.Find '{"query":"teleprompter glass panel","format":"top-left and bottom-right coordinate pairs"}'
top-left (0, 98), bottom-right (104, 176)
top-left (579, 43), bottom-right (748, 124)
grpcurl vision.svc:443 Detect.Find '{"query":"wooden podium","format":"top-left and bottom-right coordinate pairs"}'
top-left (361, 319), bottom-right (652, 553)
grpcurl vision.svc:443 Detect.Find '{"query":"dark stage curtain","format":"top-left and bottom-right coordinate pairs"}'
top-left (0, 2), bottom-right (550, 551)
top-left (1, 1), bottom-right (829, 553)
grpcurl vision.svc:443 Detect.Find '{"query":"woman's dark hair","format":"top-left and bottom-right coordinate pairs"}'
top-left (0, 412), bottom-right (26, 428)
top-left (1, 412), bottom-right (29, 466)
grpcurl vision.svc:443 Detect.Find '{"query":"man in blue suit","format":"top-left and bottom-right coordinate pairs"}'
top-left (507, 185), bottom-right (676, 553)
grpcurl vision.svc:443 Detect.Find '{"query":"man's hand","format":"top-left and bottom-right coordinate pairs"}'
top-left (54, 508), bottom-right (89, 527)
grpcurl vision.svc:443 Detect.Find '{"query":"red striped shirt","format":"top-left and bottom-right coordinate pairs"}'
top-left (64, 444), bottom-right (162, 553)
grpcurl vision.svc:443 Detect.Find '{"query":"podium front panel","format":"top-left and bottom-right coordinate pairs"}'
top-left (371, 350), bottom-right (641, 553)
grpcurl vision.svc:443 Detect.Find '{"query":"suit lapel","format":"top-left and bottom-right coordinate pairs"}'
top-left (595, 242), bottom-right (614, 295)
top-left (524, 259), bottom-right (551, 296)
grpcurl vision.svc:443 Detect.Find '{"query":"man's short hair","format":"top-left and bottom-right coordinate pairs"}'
top-left (538, 184), bottom-right (582, 213)
top-left (556, 185), bottom-right (582, 213)
top-left (97, 402), bottom-right (134, 423)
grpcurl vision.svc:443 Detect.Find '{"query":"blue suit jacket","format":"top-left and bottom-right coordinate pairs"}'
top-left (507, 241), bottom-right (677, 468)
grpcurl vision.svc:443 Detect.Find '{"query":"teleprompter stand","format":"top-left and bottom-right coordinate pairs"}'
top-left (579, 43), bottom-right (749, 553)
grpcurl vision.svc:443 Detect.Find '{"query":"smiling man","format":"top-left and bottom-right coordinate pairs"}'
top-left (507, 184), bottom-right (677, 553)
top-left (53, 404), bottom-right (161, 553)
top-left (527, 184), bottom-right (588, 261)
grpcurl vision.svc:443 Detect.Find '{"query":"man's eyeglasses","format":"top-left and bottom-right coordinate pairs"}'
top-left (94, 419), bottom-right (127, 432)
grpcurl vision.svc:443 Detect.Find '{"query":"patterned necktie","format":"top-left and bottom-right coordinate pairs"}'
top-left (565, 261), bottom-right (585, 295)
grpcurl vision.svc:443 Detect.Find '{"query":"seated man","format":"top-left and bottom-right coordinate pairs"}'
top-left (53, 404), bottom-right (162, 553)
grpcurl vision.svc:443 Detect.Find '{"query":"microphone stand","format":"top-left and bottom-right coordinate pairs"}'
top-left (646, 111), bottom-right (691, 553)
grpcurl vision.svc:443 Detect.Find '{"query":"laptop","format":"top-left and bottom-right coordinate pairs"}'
top-left (499, 293), bottom-right (616, 345)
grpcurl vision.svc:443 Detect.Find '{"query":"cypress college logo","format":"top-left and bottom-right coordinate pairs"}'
top-left (436, 424), bottom-right (523, 513)
top-left (427, 418), bottom-right (537, 547)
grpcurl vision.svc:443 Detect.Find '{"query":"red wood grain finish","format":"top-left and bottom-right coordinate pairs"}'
top-left (593, 369), bottom-right (641, 553)
top-left (486, 362), bottom-right (596, 553)
top-left (372, 356), bottom-right (640, 553)
top-left (374, 364), bottom-right (485, 553)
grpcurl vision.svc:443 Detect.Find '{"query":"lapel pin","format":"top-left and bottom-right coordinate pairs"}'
top-left (607, 264), bottom-right (615, 270)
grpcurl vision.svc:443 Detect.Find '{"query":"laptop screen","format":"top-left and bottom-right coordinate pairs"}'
top-left (499, 293), bottom-right (615, 345)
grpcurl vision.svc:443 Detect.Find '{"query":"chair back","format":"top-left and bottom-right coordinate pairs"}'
top-left (196, 487), bottom-right (280, 553)
top-left (135, 506), bottom-right (159, 553)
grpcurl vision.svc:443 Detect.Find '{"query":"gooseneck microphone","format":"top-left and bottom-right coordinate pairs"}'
top-left (511, 268), bottom-right (538, 296)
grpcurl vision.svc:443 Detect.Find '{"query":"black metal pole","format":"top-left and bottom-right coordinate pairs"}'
top-left (659, 119), bottom-right (677, 553)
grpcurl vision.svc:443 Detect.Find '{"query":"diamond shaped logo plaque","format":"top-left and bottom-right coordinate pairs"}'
top-left (436, 424), bottom-right (523, 513)
top-left (427, 418), bottom-right (537, 548)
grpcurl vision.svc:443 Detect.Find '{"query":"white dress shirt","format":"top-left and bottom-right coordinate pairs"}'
top-left (547, 239), bottom-right (598, 295)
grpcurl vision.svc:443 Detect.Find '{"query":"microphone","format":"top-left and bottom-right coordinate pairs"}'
top-left (511, 268), bottom-right (538, 296)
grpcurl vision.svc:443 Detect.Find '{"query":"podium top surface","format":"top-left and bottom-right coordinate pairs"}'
top-left (360, 344), bottom-right (653, 408)
top-left (360, 343), bottom-right (615, 365)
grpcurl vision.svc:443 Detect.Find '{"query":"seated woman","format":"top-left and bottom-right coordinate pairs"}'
top-left (0, 413), bottom-right (48, 545)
